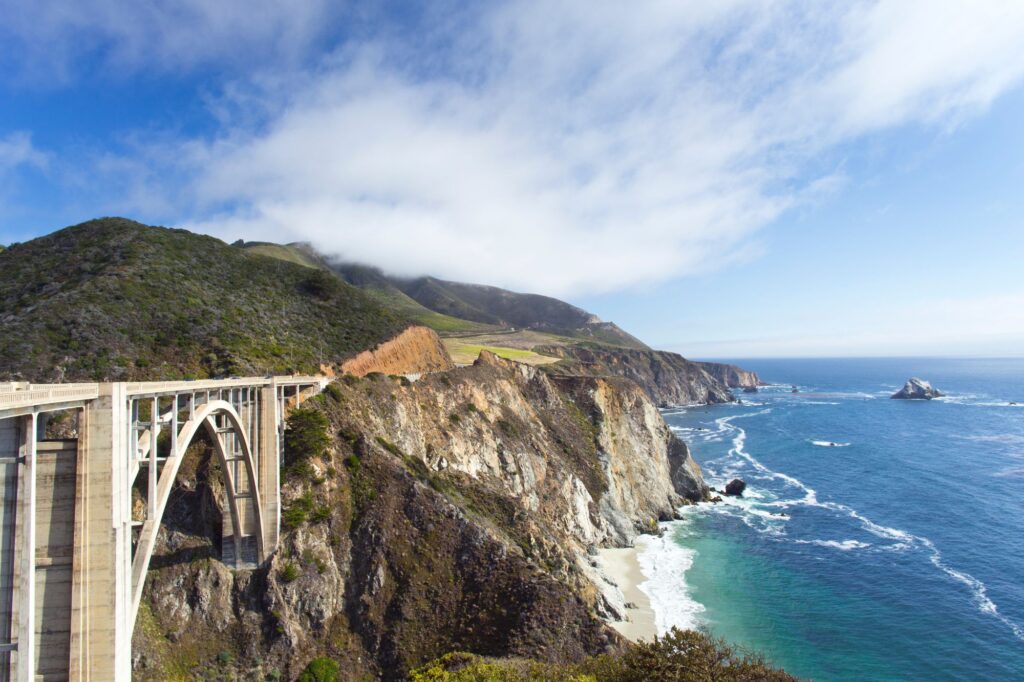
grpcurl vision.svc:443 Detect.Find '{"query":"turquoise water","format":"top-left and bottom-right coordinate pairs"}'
top-left (652, 358), bottom-right (1024, 681)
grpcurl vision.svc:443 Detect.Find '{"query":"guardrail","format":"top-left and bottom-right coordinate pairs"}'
top-left (0, 376), bottom-right (328, 419)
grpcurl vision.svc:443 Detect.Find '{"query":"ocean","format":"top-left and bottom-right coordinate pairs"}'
top-left (644, 358), bottom-right (1024, 681)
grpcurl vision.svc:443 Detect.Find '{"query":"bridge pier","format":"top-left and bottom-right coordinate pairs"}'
top-left (69, 383), bottom-right (131, 682)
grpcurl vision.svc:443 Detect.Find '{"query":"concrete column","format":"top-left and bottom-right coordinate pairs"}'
top-left (14, 414), bottom-right (35, 682)
top-left (0, 418), bottom-right (19, 680)
top-left (69, 384), bottom-right (130, 682)
top-left (258, 385), bottom-right (280, 559)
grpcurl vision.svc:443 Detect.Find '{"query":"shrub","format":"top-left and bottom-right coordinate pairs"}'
top-left (324, 383), bottom-right (343, 402)
top-left (284, 408), bottom-right (330, 467)
top-left (279, 561), bottom-right (300, 583)
top-left (310, 505), bottom-right (332, 523)
top-left (282, 492), bottom-right (315, 529)
top-left (375, 436), bottom-right (404, 457)
top-left (411, 629), bottom-right (797, 682)
top-left (297, 657), bottom-right (341, 682)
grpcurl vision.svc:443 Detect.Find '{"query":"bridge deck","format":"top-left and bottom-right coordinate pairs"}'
top-left (0, 376), bottom-right (325, 420)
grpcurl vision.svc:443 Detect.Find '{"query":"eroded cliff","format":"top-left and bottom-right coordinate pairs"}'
top-left (339, 325), bottom-right (455, 377)
top-left (538, 344), bottom-right (735, 406)
top-left (696, 361), bottom-right (762, 389)
top-left (132, 352), bottom-right (708, 680)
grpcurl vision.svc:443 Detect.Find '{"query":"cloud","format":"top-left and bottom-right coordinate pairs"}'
top-left (10, 1), bottom-right (1024, 297)
top-left (0, 132), bottom-right (47, 174)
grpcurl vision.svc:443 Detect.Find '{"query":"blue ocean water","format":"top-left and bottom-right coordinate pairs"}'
top-left (647, 358), bottom-right (1024, 681)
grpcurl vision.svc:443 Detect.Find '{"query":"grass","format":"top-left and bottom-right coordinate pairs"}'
top-left (442, 341), bottom-right (560, 366)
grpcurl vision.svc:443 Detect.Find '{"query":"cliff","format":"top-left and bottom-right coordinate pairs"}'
top-left (537, 344), bottom-right (735, 406)
top-left (132, 353), bottom-right (708, 680)
top-left (340, 325), bottom-right (455, 377)
top-left (696, 361), bottom-right (762, 389)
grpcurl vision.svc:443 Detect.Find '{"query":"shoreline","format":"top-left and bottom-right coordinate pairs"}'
top-left (597, 541), bottom-right (658, 642)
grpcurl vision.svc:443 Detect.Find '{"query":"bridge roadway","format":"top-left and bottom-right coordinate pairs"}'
top-left (0, 375), bottom-right (329, 681)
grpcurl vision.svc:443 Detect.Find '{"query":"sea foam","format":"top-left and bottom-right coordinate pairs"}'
top-left (699, 410), bottom-right (1024, 644)
top-left (635, 533), bottom-right (705, 634)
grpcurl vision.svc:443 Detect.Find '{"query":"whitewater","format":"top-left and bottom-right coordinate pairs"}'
top-left (647, 358), bottom-right (1024, 681)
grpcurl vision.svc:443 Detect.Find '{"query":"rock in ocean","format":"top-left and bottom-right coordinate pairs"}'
top-left (724, 479), bottom-right (747, 496)
top-left (891, 377), bottom-right (944, 400)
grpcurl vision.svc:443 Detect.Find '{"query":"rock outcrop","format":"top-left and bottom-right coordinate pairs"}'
top-left (891, 377), bottom-right (944, 400)
top-left (724, 479), bottom-right (747, 496)
top-left (537, 344), bottom-right (735, 406)
top-left (696, 362), bottom-right (762, 389)
top-left (134, 351), bottom-right (708, 680)
top-left (340, 325), bottom-right (454, 377)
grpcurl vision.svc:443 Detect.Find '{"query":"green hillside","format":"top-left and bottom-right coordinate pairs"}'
top-left (0, 218), bottom-right (412, 381)
top-left (393, 276), bottom-right (648, 349)
top-left (241, 245), bottom-right (496, 335)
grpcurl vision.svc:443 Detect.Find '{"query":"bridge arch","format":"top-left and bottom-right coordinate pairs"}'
top-left (129, 399), bottom-right (265, 629)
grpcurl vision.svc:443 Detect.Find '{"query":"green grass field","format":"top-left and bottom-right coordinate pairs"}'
top-left (443, 340), bottom-right (560, 366)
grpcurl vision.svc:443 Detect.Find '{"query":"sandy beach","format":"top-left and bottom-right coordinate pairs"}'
top-left (597, 542), bottom-right (658, 642)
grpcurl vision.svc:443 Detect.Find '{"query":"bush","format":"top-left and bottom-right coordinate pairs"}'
top-left (375, 436), bottom-right (404, 457)
top-left (297, 657), bottom-right (341, 682)
top-left (279, 561), bottom-right (300, 583)
top-left (282, 492), bottom-right (315, 529)
top-left (310, 505), bottom-right (332, 523)
top-left (284, 408), bottom-right (330, 467)
top-left (411, 629), bottom-right (797, 682)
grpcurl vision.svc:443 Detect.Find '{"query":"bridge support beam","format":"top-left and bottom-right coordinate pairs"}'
top-left (258, 384), bottom-right (280, 560)
top-left (69, 383), bottom-right (131, 682)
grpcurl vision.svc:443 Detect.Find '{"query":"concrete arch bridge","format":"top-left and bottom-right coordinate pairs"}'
top-left (0, 375), bottom-right (328, 681)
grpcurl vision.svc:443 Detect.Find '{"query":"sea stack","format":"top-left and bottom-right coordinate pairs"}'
top-left (891, 377), bottom-right (944, 400)
top-left (724, 479), bottom-right (747, 496)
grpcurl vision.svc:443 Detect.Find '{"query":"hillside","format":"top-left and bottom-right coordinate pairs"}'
top-left (0, 218), bottom-right (412, 381)
top-left (392, 275), bottom-right (648, 348)
top-left (241, 245), bottom-right (498, 335)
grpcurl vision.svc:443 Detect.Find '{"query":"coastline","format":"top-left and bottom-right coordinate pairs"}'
top-left (597, 541), bottom-right (658, 642)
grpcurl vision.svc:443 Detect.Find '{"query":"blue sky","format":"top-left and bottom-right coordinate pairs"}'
top-left (1, 1), bottom-right (1023, 357)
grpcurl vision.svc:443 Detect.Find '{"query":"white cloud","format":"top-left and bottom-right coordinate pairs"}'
top-left (0, 132), bottom-right (46, 174)
top-left (173, 1), bottom-right (1024, 296)
top-left (10, 1), bottom-right (1024, 298)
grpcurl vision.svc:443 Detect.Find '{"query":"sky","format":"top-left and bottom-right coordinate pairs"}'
top-left (1, 0), bottom-right (1023, 357)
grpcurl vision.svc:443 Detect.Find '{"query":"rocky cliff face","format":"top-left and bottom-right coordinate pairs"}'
top-left (537, 344), bottom-right (735, 406)
top-left (133, 352), bottom-right (707, 680)
top-left (340, 325), bottom-right (455, 377)
top-left (695, 362), bottom-right (762, 389)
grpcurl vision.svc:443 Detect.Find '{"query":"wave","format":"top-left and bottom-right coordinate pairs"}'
top-left (635, 533), bottom-right (705, 634)
top-left (810, 440), bottom-right (851, 447)
top-left (794, 539), bottom-right (871, 551)
top-left (694, 411), bottom-right (1024, 643)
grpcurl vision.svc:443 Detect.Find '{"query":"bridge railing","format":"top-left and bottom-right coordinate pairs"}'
top-left (0, 383), bottom-right (100, 420)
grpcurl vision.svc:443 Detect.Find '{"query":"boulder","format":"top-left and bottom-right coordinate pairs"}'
top-left (891, 377), bottom-right (944, 400)
top-left (724, 479), bottom-right (746, 497)
top-left (742, 386), bottom-right (758, 394)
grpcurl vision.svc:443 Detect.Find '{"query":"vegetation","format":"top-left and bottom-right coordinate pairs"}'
top-left (279, 561), bottom-right (300, 583)
top-left (297, 657), bottom-right (340, 681)
top-left (284, 408), bottom-right (331, 467)
top-left (0, 218), bottom-right (411, 381)
top-left (392, 276), bottom-right (647, 348)
top-left (409, 629), bottom-right (797, 681)
top-left (443, 341), bottom-right (559, 366)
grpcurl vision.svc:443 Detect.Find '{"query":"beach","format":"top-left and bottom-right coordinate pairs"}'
top-left (597, 543), bottom-right (658, 642)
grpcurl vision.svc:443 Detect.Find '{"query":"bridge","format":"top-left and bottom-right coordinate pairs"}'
top-left (0, 375), bottom-right (329, 681)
